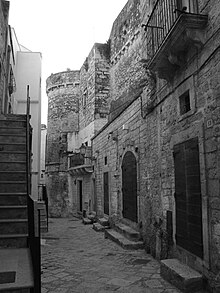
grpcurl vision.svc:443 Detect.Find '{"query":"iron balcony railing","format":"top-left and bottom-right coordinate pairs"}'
top-left (145, 0), bottom-right (199, 60)
top-left (69, 153), bottom-right (85, 168)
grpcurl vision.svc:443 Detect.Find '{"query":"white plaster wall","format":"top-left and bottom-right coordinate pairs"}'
top-left (14, 51), bottom-right (42, 200)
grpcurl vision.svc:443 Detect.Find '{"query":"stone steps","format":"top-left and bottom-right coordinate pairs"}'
top-left (0, 134), bottom-right (26, 144)
top-left (0, 116), bottom-right (29, 249)
top-left (99, 217), bottom-right (110, 227)
top-left (0, 127), bottom-right (26, 135)
top-left (0, 193), bottom-right (27, 206)
top-left (0, 219), bottom-right (28, 235)
top-left (0, 152), bottom-right (26, 161)
top-left (0, 116), bottom-right (34, 291)
top-left (0, 119), bottom-right (26, 128)
top-left (3, 114), bottom-right (27, 121)
top-left (93, 217), bottom-right (110, 232)
top-left (93, 222), bottom-right (107, 232)
top-left (0, 171), bottom-right (26, 181)
top-left (105, 229), bottom-right (144, 250)
top-left (0, 206), bottom-right (27, 219)
top-left (0, 161), bottom-right (26, 171)
top-left (0, 234), bottom-right (28, 248)
top-left (0, 182), bottom-right (27, 193)
top-left (0, 142), bottom-right (26, 152)
top-left (82, 211), bottom-right (97, 225)
top-left (160, 259), bottom-right (204, 292)
top-left (114, 222), bottom-right (141, 242)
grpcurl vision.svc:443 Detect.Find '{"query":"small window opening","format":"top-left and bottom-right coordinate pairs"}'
top-left (179, 90), bottom-right (190, 115)
top-left (83, 88), bottom-right (87, 108)
top-left (104, 156), bottom-right (107, 165)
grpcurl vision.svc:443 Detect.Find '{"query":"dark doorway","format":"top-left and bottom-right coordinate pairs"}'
top-left (93, 179), bottom-right (97, 212)
top-left (103, 172), bottom-right (109, 215)
top-left (122, 151), bottom-right (137, 222)
top-left (78, 180), bottom-right (83, 212)
top-left (173, 137), bottom-right (203, 258)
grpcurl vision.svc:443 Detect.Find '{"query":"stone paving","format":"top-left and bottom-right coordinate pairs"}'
top-left (41, 218), bottom-right (182, 293)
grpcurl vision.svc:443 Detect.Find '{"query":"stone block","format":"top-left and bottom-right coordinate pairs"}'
top-left (160, 259), bottom-right (203, 292)
top-left (82, 217), bottom-right (92, 225)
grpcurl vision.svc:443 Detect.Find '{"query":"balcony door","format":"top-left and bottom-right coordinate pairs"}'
top-left (176, 0), bottom-right (198, 13)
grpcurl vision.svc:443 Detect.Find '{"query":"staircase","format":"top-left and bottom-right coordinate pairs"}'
top-left (0, 114), bottom-right (34, 292)
top-left (93, 217), bottom-right (110, 232)
top-left (105, 222), bottom-right (144, 250)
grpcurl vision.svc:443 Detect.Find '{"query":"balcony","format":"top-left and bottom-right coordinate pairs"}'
top-left (144, 0), bottom-right (208, 81)
top-left (68, 145), bottom-right (94, 176)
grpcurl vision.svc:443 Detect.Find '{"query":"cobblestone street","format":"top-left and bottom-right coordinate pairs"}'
top-left (41, 218), bottom-right (181, 293)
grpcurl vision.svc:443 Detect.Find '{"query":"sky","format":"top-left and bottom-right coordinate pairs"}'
top-left (8, 0), bottom-right (128, 124)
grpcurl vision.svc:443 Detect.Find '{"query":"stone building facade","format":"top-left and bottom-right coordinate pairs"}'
top-left (46, 0), bottom-right (220, 289)
top-left (92, 0), bottom-right (220, 290)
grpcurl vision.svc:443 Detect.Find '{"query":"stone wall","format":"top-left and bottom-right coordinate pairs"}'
top-left (0, 0), bottom-right (9, 113)
top-left (79, 43), bottom-right (110, 130)
top-left (108, 0), bottom-right (147, 121)
top-left (46, 70), bottom-right (80, 217)
top-left (93, 0), bottom-right (220, 289)
top-left (139, 0), bottom-right (220, 287)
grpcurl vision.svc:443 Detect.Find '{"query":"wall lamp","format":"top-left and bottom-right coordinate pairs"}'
top-left (79, 143), bottom-right (96, 161)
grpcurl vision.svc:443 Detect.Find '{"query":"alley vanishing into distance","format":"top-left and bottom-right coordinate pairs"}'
top-left (41, 218), bottom-right (182, 293)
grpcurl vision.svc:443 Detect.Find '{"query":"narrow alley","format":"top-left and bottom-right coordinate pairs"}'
top-left (41, 218), bottom-right (181, 293)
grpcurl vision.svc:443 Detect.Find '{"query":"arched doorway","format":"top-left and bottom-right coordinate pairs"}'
top-left (122, 151), bottom-right (137, 222)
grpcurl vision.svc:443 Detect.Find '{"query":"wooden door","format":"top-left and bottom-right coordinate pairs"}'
top-left (122, 151), bottom-right (137, 222)
top-left (78, 180), bottom-right (83, 212)
top-left (173, 138), bottom-right (203, 258)
top-left (103, 172), bottom-right (109, 215)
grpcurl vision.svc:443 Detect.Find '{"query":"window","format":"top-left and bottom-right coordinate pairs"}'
top-left (82, 88), bottom-right (87, 108)
top-left (179, 90), bottom-right (190, 115)
top-left (104, 156), bottom-right (107, 165)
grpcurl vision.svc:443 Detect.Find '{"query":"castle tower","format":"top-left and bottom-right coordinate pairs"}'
top-left (46, 70), bottom-right (80, 217)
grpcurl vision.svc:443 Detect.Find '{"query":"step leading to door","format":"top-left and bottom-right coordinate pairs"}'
top-left (105, 229), bottom-right (144, 250)
top-left (160, 258), bottom-right (203, 292)
top-left (114, 222), bottom-right (141, 242)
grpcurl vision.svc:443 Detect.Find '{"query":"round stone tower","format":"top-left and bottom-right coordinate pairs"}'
top-left (46, 70), bottom-right (80, 217)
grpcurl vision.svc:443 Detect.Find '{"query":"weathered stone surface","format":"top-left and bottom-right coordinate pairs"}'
top-left (105, 229), bottom-right (144, 250)
top-left (46, 71), bottom-right (80, 217)
top-left (44, 0), bottom-right (220, 290)
top-left (160, 259), bottom-right (203, 292)
top-left (92, 0), bottom-right (220, 290)
top-left (0, 1), bottom-right (10, 112)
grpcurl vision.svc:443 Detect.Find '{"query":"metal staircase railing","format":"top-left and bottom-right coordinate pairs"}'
top-left (26, 85), bottom-right (41, 293)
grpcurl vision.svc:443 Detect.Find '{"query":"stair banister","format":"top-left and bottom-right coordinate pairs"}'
top-left (26, 85), bottom-right (41, 293)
